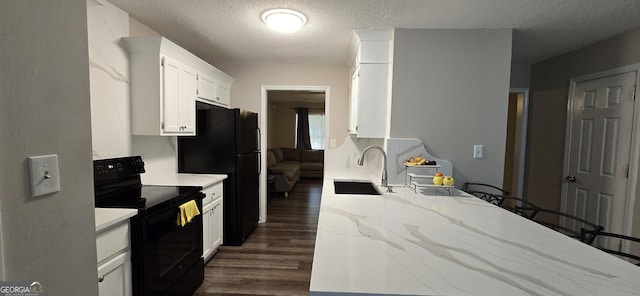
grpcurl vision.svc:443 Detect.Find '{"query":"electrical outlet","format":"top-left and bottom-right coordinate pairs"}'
top-left (28, 154), bottom-right (60, 197)
top-left (474, 145), bottom-right (484, 159)
top-left (351, 150), bottom-right (358, 159)
top-left (330, 138), bottom-right (337, 148)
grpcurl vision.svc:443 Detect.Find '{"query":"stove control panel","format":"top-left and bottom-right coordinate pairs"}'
top-left (93, 156), bottom-right (145, 183)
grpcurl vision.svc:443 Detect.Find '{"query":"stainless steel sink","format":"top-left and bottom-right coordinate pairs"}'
top-left (334, 180), bottom-right (381, 195)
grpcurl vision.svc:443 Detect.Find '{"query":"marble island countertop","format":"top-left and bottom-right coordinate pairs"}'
top-left (310, 178), bottom-right (640, 296)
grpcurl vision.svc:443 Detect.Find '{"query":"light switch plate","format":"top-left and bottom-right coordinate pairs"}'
top-left (330, 138), bottom-right (337, 148)
top-left (28, 154), bottom-right (60, 197)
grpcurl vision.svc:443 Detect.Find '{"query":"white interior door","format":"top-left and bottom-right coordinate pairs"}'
top-left (563, 71), bottom-right (637, 248)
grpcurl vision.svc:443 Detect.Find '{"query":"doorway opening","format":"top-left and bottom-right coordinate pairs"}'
top-left (503, 88), bottom-right (529, 205)
top-left (259, 86), bottom-right (330, 223)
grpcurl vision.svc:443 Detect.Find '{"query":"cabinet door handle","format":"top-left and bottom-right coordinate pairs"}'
top-left (98, 276), bottom-right (104, 283)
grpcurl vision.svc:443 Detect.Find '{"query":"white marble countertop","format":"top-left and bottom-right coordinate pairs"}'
top-left (95, 208), bottom-right (138, 233)
top-left (141, 173), bottom-right (227, 188)
top-left (310, 178), bottom-right (640, 295)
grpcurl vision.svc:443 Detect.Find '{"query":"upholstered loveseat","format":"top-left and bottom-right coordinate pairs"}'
top-left (267, 147), bottom-right (324, 196)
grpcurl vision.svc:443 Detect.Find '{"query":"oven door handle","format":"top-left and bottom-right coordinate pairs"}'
top-left (146, 193), bottom-right (204, 225)
top-left (147, 207), bottom-right (180, 225)
top-left (146, 205), bottom-right (200, 225)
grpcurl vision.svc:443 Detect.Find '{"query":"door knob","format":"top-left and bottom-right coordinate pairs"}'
top-left (566, 175), bottom-right (576, 182)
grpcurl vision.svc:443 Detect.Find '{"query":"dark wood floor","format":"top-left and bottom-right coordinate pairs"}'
top-left (194, 178), bottom-right (323, 296)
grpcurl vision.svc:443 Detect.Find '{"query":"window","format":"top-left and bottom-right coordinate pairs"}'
top-left (308, 112), bottom-right (325, 149)
top-left (296, 111), bottom-right (325, 149)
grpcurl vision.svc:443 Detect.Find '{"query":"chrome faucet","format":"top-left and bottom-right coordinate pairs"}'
top-left (358, 146), bottom-right (393, 193)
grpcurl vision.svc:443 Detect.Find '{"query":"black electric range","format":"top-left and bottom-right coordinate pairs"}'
top-left (93, 156), bottom-right (204, 296)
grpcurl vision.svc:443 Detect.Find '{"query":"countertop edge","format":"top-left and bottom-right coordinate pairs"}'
top-left (95, 208), bottom-right (138, 233)
top-left (141, 173), bottom-right (228, 188)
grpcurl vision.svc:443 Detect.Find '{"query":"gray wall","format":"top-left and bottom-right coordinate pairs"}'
top-left (0, 0), bottom-right (98, 294)
top-left (510, 63), bottom-right (531, 89)
top-left (390, 29), bottom-right (513, 188)
top-left (527, 28), bottom-right (640, 213)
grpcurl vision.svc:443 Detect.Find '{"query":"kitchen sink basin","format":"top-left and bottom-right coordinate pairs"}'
top-left (334, 180), bottom-right (381, 195)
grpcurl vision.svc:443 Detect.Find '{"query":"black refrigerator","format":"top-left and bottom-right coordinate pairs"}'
top-left (178, 103), bottom-right (260, 246)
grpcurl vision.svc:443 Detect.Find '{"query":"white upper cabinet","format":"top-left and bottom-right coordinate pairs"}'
top-left (350, 63), bottom-right (390, 138)
top-left (196, 72), bottom-right (230, 107)
top-left (161, 55), bottom-right (196, 134)
top-left (347, 30), bottom-right (393, 138)
top-left (214, 82), bottom-right (230, 106)
top-left (124, 37), bottom-right (234, 136)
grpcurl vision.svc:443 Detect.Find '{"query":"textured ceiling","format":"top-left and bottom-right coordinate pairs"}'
top-left (108, 0), bottom-right (640, 66)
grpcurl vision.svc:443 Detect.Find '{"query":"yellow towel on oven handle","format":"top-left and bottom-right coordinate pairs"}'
top-left (176, 200), bottom-right (200, 227)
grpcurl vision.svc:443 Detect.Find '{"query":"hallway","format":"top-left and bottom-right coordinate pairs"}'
top-left (195, 179), bottom-right (323, 295)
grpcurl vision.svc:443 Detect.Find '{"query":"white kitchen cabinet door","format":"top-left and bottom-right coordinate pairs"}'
top-left (197, 73), bottom-right (230, 107)
top-left (161, 55), bottom-right (196, 135)
top-left (201, 181), bottom-right (223, 262)
top-left (202, 201), bottom-right (214, 261)
top-left (349, 63), bottom-right (389, 138)
top-left (98, 251), bottom-right (132, 296)
top-left (196, 73), bottom-right (216, 103)
top-left (214, 82), bottom-right (230, 107)
top-left (96, 218), bottom-right (132, 296)
top-left (348, 68), bottom-right (360, 135)
top-left (211, 197), bottom-right (223, 251)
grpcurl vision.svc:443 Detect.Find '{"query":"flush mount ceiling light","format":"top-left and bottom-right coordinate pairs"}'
top-left (261, 8), bottom-right (307, 33)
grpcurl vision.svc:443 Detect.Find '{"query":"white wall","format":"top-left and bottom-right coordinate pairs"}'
top-left (88, 0), bottom-right (132, 159)
top-left (0, 0), bottom-right (98, 294)
top-left (389, 29), bottom-right (513, 188)
top-left (510, 63), bottom-right (531, 89)
top-left (88, 1), bottom-right (180, 174)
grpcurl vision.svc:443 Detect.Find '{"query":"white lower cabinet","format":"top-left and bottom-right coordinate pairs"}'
top-left (202, 201), bottom-right (214, 260)
top-left (96, 221), bottom-right (132, 296)
top-left (98, 252), bottom-right (131, 296)
top-left (201, 181), bottom-right (224, 262)
top-left (211, 198), bottom-right (223, 251)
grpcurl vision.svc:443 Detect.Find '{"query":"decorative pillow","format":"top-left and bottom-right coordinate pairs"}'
top-left (281, 147), bottom-right (301, 161)
top-left (271, 148), bottom-right (284, 162)
top-left (267, 150), bottom-right (276, 167)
